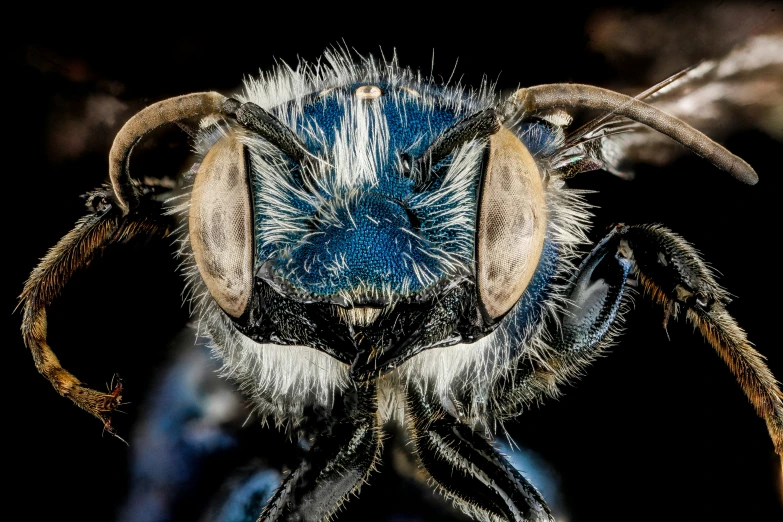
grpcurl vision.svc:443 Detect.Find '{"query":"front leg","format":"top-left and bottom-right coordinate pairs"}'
top-left (493, 226), bottom-right (633, 416)
top-left (259, 383), bottom-right (382, 522)
top-left (617, 224), bottom-right (783, 456)
top-left (494, 223), bottom-right (783, 460)
top-left (407, 385), bottom-right (552, 522)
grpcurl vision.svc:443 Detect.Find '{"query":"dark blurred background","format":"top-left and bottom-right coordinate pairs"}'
top-left (5, 2), bottom-right (783, 521)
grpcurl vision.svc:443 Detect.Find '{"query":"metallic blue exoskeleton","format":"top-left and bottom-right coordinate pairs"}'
top-left (20, 51), bottom-right (782, 522)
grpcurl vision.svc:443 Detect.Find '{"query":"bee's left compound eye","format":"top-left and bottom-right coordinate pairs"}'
top-left (189, 132), bottom-right (253, 318)
top-left (476, 127), bottom-right (547, 321)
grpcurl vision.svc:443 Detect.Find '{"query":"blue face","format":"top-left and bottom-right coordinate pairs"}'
top-left (231, 78), bottom-right (562, 376)
top-left (252, 82), bottom-right (480, 305)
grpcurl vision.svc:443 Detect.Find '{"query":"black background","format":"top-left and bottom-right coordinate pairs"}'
top-left (5, 2), bottom-right (783, 521)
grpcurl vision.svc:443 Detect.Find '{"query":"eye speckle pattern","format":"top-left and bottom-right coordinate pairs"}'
top-left (190, 133), bottom-right (253, 318)
top-left (478, 128), bottom-right (547, 320)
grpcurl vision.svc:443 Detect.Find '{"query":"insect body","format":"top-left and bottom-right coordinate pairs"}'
top-left (19, 52), bottom-right (783, 522)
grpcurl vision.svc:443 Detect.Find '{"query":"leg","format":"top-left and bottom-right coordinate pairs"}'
top-left (494, 224), bottom-right (783, 458)
top-left (617, 224), bottom-right (783, 455)
top-left (18, 186), bottom-right (173, 434)
top-left (493, 226), bottom-right (633, 417)
top-left (407, 385), bottom-right (552, 522)
top-left (258, 383), bottom-right (382, 522)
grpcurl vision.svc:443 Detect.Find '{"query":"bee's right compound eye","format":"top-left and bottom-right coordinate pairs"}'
top-left (189, 132), bottom-right (253, 318)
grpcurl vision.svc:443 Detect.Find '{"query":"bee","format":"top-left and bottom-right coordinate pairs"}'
top-left (18, 48), bottom-right (782, 522)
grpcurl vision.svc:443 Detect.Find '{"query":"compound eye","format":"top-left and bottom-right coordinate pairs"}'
top-left (476, 127), bottom-right (547, 321)
top-left (189, 132), bottom-right (253, 318)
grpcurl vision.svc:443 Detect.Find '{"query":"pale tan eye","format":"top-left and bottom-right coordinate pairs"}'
top-left (476, 127), bottom-right (547, 321)
top-left (189, 132), bottom-right (253, 318)
top-left (355, 85), bottom-right (383, 100)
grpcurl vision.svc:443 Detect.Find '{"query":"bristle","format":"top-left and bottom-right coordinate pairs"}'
top-left (168, 47), bottom-right (593, 430)
top-left (335, 306), bottom-right (384, 326)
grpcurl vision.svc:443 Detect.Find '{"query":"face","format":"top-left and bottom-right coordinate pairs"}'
top-left (188, 75), bottom-right (561, 383)
top-left (12, 18), bottom-right (779, 520)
